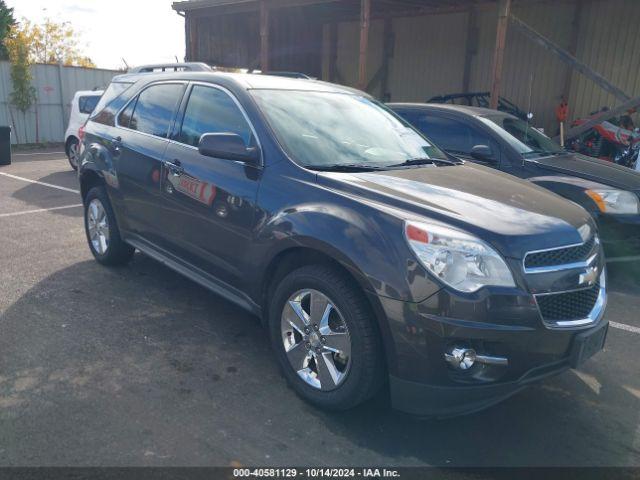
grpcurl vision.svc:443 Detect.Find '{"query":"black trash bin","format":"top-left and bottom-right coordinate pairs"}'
top-left (0, 126), bottom-right (11, 166)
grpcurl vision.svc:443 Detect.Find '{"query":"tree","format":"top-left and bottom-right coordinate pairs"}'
top-left (4, 24), bottom-right (37, 143)
top-left (0, 0), bottom-right (16, 60)
top-left (9, 18), bottom-right (95, 67)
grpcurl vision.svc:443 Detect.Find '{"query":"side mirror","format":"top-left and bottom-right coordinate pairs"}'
top-left (470, 144), bottom-right (496, 163)
top-left (198, 133), bottom-right (260, 163)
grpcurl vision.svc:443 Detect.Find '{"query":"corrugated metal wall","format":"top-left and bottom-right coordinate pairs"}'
top-left (326, 0), bottom-right (640, 134)
top-left (194, 13), bottom-right (260, 68)
top-left (467, 2), bottom-right (576, 134)
top-left (0, 62), bottom-right (119, 145)
top-left (388, 12), bottom-right (469, 102)
top-left (569, 0), bottom-right (640, 121)
top-left (270, 6), bottom-right (325, 77)
top-left (334, 19), bottom-right (384, 94)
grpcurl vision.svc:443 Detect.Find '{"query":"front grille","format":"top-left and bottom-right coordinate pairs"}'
top-left (524, 236), bottom-right (596, 270)
top-left (536, 283), bottom-right (600, 322)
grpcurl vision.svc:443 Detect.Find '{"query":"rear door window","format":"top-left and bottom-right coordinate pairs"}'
top-left (128, 83), bottom-right (185, 138)
top-left (177, 85), bottom-right (254, 148)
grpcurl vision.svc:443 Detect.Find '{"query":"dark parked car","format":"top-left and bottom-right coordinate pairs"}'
top-left (427, 92), bottom-right (529, 121)
top-left (390, 103), bottom-right (640, 261)
top-left (78, 72), bottom-right (607, 417)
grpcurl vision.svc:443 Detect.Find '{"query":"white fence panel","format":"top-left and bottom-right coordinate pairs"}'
top-left (0, 61), bottom-right (120, 145)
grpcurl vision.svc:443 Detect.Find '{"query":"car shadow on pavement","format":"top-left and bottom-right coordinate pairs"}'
top-left (10, 171), bottom-right (82, 217)
top-left (0, 255), bottom-right (638, 467)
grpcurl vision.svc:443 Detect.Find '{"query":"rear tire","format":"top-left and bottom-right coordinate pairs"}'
top-left (268, 264), bottom-right (385, 411)
top-left (67, 137), bottom-right (79, 171)
top-left (84, 186), bottom-right (134, 266)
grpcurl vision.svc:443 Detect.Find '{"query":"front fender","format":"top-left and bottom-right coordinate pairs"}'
top-left (253, 201), bottom-right (440, 303)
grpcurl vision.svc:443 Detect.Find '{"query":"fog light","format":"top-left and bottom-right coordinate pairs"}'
top-left (444, 346), bottom-right (509, 370)
top-left (444, 347), bottom-right (476, 370)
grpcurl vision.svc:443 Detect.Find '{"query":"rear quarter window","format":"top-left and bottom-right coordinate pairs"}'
top-left (90, 81), bottom-right (135, 126)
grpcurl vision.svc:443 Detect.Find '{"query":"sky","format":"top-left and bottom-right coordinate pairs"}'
top-left (9, 0), bottom-right (186, 70)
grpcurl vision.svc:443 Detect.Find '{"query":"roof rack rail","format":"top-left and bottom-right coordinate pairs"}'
top-left (262, 71), bottom-right (312, 79)
top-left (128, 62), bottom-right (213, 73)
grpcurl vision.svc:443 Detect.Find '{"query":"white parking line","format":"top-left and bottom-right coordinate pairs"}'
top-left (0, 172), bottom-right (80, 194)
top-left (610, 321), bottom-right (640, 334)
top-left (0, 204), bottom-right (83, 218)
top-left (13, 151), bottom-right (66, 156)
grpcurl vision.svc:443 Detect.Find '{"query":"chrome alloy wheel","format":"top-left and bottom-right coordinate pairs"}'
top-left (68, 142), bottom-right (79, 168)
top-left (281, 289), bottom-right (352, 391)
top-left (87, 198), bottom-right (110, 255)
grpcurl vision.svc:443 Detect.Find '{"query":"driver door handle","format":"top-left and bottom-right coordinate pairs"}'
top-left (112, 136), bottom-right (122, 156)
top-left (165, 159), bottom-right (184, 176)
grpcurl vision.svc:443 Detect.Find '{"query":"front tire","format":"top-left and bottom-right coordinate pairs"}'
top-left (269, 265), bottom-right (384, 411)
top-left (84, 186), bottom-right (134, 266)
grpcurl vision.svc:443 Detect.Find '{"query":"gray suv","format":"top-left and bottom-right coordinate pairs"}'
top-left (78, 70), bottom-right (607, 416)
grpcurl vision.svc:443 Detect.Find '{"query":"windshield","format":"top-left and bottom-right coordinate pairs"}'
top-left (251, 90), bottom-right (448, 168)
top-left (480, 115), bottom-right (564, 157)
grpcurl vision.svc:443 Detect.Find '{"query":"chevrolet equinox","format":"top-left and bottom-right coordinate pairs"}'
top-left (78, 71), bottom-right (608, 416)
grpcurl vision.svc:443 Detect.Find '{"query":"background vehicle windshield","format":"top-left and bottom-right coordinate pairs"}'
top-left (251, 90), bottom-right (447, 167)
top-left (480, 115), bottom-right (564, 158)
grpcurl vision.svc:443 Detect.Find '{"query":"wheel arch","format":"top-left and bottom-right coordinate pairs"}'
top-left (79, 169), bottom-right (106, 203)
top-left (260, 245), bottom-right (396, 374)
top-left (65, 135), bottom-right (78, 156)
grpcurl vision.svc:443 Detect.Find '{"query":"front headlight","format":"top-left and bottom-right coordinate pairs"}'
top-left (586, 189), bottom-right (639, 214)
top-left (404, 221), bottom-right (516, 293)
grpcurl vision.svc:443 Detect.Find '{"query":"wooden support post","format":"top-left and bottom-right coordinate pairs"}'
top-left (184, 13), bottom-right (191, 62)
top-left (510, 13), bottom-right (630, 102)
top-left (379, 16), bottom-right (393, 101)
top-left (462, 7), bottom-right (478, 94)
top-left (328, 22), bottom-right (338, 82)
top-left (358, 0), bottom-right (371, 91)
top-left (260, 0), bottom-right (270, 71)
top-left (489, 0), bottom-right (511, 109)
top-left (188, 14), bottom-right (198, 61)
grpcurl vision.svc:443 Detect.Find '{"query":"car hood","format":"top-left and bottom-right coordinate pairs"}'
top-left (316, 162), bottom-right (594, 259)
top-left (529, 152), bottom-right (640, 191)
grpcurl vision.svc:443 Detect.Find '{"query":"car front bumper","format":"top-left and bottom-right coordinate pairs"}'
top-left (376, 283), bottom-right (608, 417)
top-left (597, 214), bottom-right (640, 260)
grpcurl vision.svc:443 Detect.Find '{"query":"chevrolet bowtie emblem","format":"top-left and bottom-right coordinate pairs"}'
top-left (579, 266), bottom-right (598, 286)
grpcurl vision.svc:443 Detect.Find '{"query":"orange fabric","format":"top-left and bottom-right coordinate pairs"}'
top-left (556, 101), bottom-right (569, 122)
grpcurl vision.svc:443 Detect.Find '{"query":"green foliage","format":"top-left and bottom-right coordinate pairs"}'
top-left (5, 25), bottom-right (37, 113)
top-left (17, 18), bottom-right (95, 67)
top-left (0, 0), bottom-right (16, 60)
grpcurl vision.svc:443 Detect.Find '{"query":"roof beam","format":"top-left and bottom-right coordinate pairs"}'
top-left (173, 0), bottom-right (343, 13)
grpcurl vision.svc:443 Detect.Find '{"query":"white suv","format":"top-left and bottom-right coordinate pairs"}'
top-left (64, 90), bottom-right (103, 170)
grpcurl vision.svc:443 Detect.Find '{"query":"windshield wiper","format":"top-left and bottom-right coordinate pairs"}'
top-left (388, 157), bottom-right (460, 167)
top-left (524, 149), bottom-right (567, 158)
top-left (523, 149), bottom-right (551, 157)
top-left (306, 163), bottom-right (388, 172)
